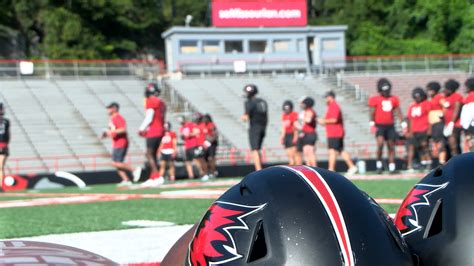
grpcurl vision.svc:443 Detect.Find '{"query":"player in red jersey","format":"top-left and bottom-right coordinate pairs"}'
top-left (318, 91), bottom-right (358, 175)
top-left (203, 114), bottom-right (219, 178)
top-left (158, 122), bottom-right (177, 182)
top-left (298, 97), bottom-right (317, 167)
top-left (179, 115), bottom-right (205, 179)
top-left (139, 83), bottom-right (166, 187)
top-left (101, 102), bottom-right (141, 187)
top-left (441, 79), bottom-right (463, 156)
top-left (0, 103), bottom-right (10, 192)
top-left (461, 78), bottom-right (474, 152)
top-left (368, 78), bottom-right (403, 174)
top-left (280, 100), bottom-right (299, 165)
top-left (426, 81), bottom-right (446, 164)
top-left (194, 113), bottom-right (209, 180)
top-left (405, 88), bottom-right (432, 171)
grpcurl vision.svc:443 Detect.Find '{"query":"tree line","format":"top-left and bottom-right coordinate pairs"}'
top-left (0, 0), bottom-right (472, 59)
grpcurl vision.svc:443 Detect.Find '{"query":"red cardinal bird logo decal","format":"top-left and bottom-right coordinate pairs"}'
top-left (395, 182), bottom-right (448, 236)
top-left (188, 201), bottom-right (266, 266)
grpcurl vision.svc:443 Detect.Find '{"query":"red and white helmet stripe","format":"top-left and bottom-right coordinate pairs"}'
top-left (281, 165), bottom-right (354, 266)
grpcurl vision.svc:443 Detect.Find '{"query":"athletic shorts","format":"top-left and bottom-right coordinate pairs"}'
top-left (327, 138), bottom-right (344, 152)
top-left (249, 126), bottom-right (266, 150)
top-left (375, 124), bottom-right (397, 141)
top-left (0, 147), bottom-right (9, 156)
top-left (407, 132), bottom-right (428, 149)
top-left (283, 133), bottom-right (296, 148)
top-left (160, 153), bottom-right (174, 162)
top-left (146, 137), bottom-right (162, 155)
top-left (205, 142), bottom-right (218, 159)
top-left (194, 146), bottom-right (205, 159)
top-left (185, 148), bottom-right (195, 162)
top-left (431, 122), bottom-right (445, 142)
top-left (300, 132), bottom-right (318, 147)
top-left (112, 146), bottom-right (128, 162)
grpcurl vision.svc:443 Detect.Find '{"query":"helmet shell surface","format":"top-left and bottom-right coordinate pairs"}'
top-left (186, 166), bottom-right (413, 266)
top-left (395, 152), bottom-right (474, 265)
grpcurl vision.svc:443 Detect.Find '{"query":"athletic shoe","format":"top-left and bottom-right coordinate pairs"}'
top-left (154, 176), bottom-right (165, 186)
top-left (346, 166), bottom-right (358, 176)
top-left (201, 175), bottom-right (210, 181)
top-left (140, 178), bottom-right (156, 187)
top-left (403, 168), bottom-right (416, 174)
top-left (376, 167), bottom-right (383, 175)
top-left (132, 167), bottom-right (142, 183)
top-left (213, 171), bottom-right (219, 177)
top-left (141, 177), bottom-right (164, 187)
top-left (117, 180), bottom-right (132, 187)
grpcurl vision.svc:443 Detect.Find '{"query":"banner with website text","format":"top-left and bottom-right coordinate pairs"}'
top-left (212, 0), bottom-right (307, 27)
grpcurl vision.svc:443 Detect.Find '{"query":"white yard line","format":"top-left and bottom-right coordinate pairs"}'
top-left (4, 225), bottom-right (193, 265)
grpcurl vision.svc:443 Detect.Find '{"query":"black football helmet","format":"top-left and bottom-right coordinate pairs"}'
top-left (282, 100), bottom-right (293, 113)
top-left (395, 152), bottom-right (474, 265)
top-left (185, 166), bottom-right (413, 266)
top-left (300, 96), bottom-right (315, 109)
top-left (243, 84), bottom-right (258, 98)
top-left (145, 82), bottom-right (160, 97)
top-left (443, 79), bottom-right (460, 95)
top-left (377, 78), bottom-right (392, 97)
top-left (426, 81), bottom-right (441, 94)
top-left (412, 87), bottom-right (427, 103)
top-left (465, 77), bottom-right (474, 92)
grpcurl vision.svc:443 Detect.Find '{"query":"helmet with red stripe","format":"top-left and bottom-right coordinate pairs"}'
top-left (395, 152), bottom-right (474, 265)
top-left (185, 166), bottom-right (413, 265)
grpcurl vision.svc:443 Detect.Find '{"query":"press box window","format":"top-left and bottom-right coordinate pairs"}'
top-left (249, 40), bottom-right (268, 53)
top-left (180, 40), bottom-right (198, 54)
top-left (273, 39), bottom-right (290, 52)
top-left (203, 40), bottom-right (220, 54)
top-left (225, 40), bottom-right (243, 53)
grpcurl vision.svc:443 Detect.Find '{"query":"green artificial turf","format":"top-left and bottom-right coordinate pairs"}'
top-left (0, 177), bottom-right (418, 238)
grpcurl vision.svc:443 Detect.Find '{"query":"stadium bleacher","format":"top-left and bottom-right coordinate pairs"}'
top-left (166, 76), bottom-right (375, 160)
top-left (1, 70), bottom-right (471, 174)
top-left (0, 78), bottom-right (151, 173)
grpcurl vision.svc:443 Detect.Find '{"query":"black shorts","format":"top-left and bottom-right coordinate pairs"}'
top-left (284, 133), bottom-right (296, 148)
top-left (300, 132), bottom-right (318, 146)
top-left (431, 122), bottom-right (445, 142)
top-left (205, 142), bottom-right (218, 159)
top-left (160, 153), bottom-right (174, 162)
top-left (146, 137), bottom-right (162, 154)
top-left (408, 132), bottom-right (428, 148)
top-left (375, 124), bottom-right (397, 141)
top-left (185, 148), bottom-right (195, 162)
top-left (249, 126), bottom-right (266, 150)
top-left (0, 147), bottom-right (9, 156)
top-left (327, 138), bottom-right (344, 152)
top-left (112, 146), bottom-right (128, 162)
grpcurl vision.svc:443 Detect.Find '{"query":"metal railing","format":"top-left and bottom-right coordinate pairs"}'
top-left (321, 54), bottom-right (474, 74)
top-left (0, 59), bottom-right (165, 79)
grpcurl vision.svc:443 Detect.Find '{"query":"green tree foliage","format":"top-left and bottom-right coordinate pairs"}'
top-left (0, 0), bottom-right (472, 59)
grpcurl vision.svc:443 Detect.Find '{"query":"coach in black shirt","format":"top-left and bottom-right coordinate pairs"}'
top-left (241, 84), bottom-right (268, 170)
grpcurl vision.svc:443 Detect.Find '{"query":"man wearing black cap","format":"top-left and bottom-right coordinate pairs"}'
top-left (241, 84), bottom-right (268, 171)
top-left (102, 102), bottom-right (141, 186)
top-left (0, 103), bottom-right (10, 192)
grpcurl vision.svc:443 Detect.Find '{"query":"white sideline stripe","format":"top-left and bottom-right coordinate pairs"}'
top-left (54, 171), bottom-right (87, 188)
top-left (3, 225), bottom-right (194, 264)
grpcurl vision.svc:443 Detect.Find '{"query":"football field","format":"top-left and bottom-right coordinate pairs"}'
top-left (0, 175), bottom-right (419, 239)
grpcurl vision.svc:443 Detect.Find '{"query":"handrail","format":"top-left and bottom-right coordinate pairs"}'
top-left (5, 142), bottom-right (408, 175)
